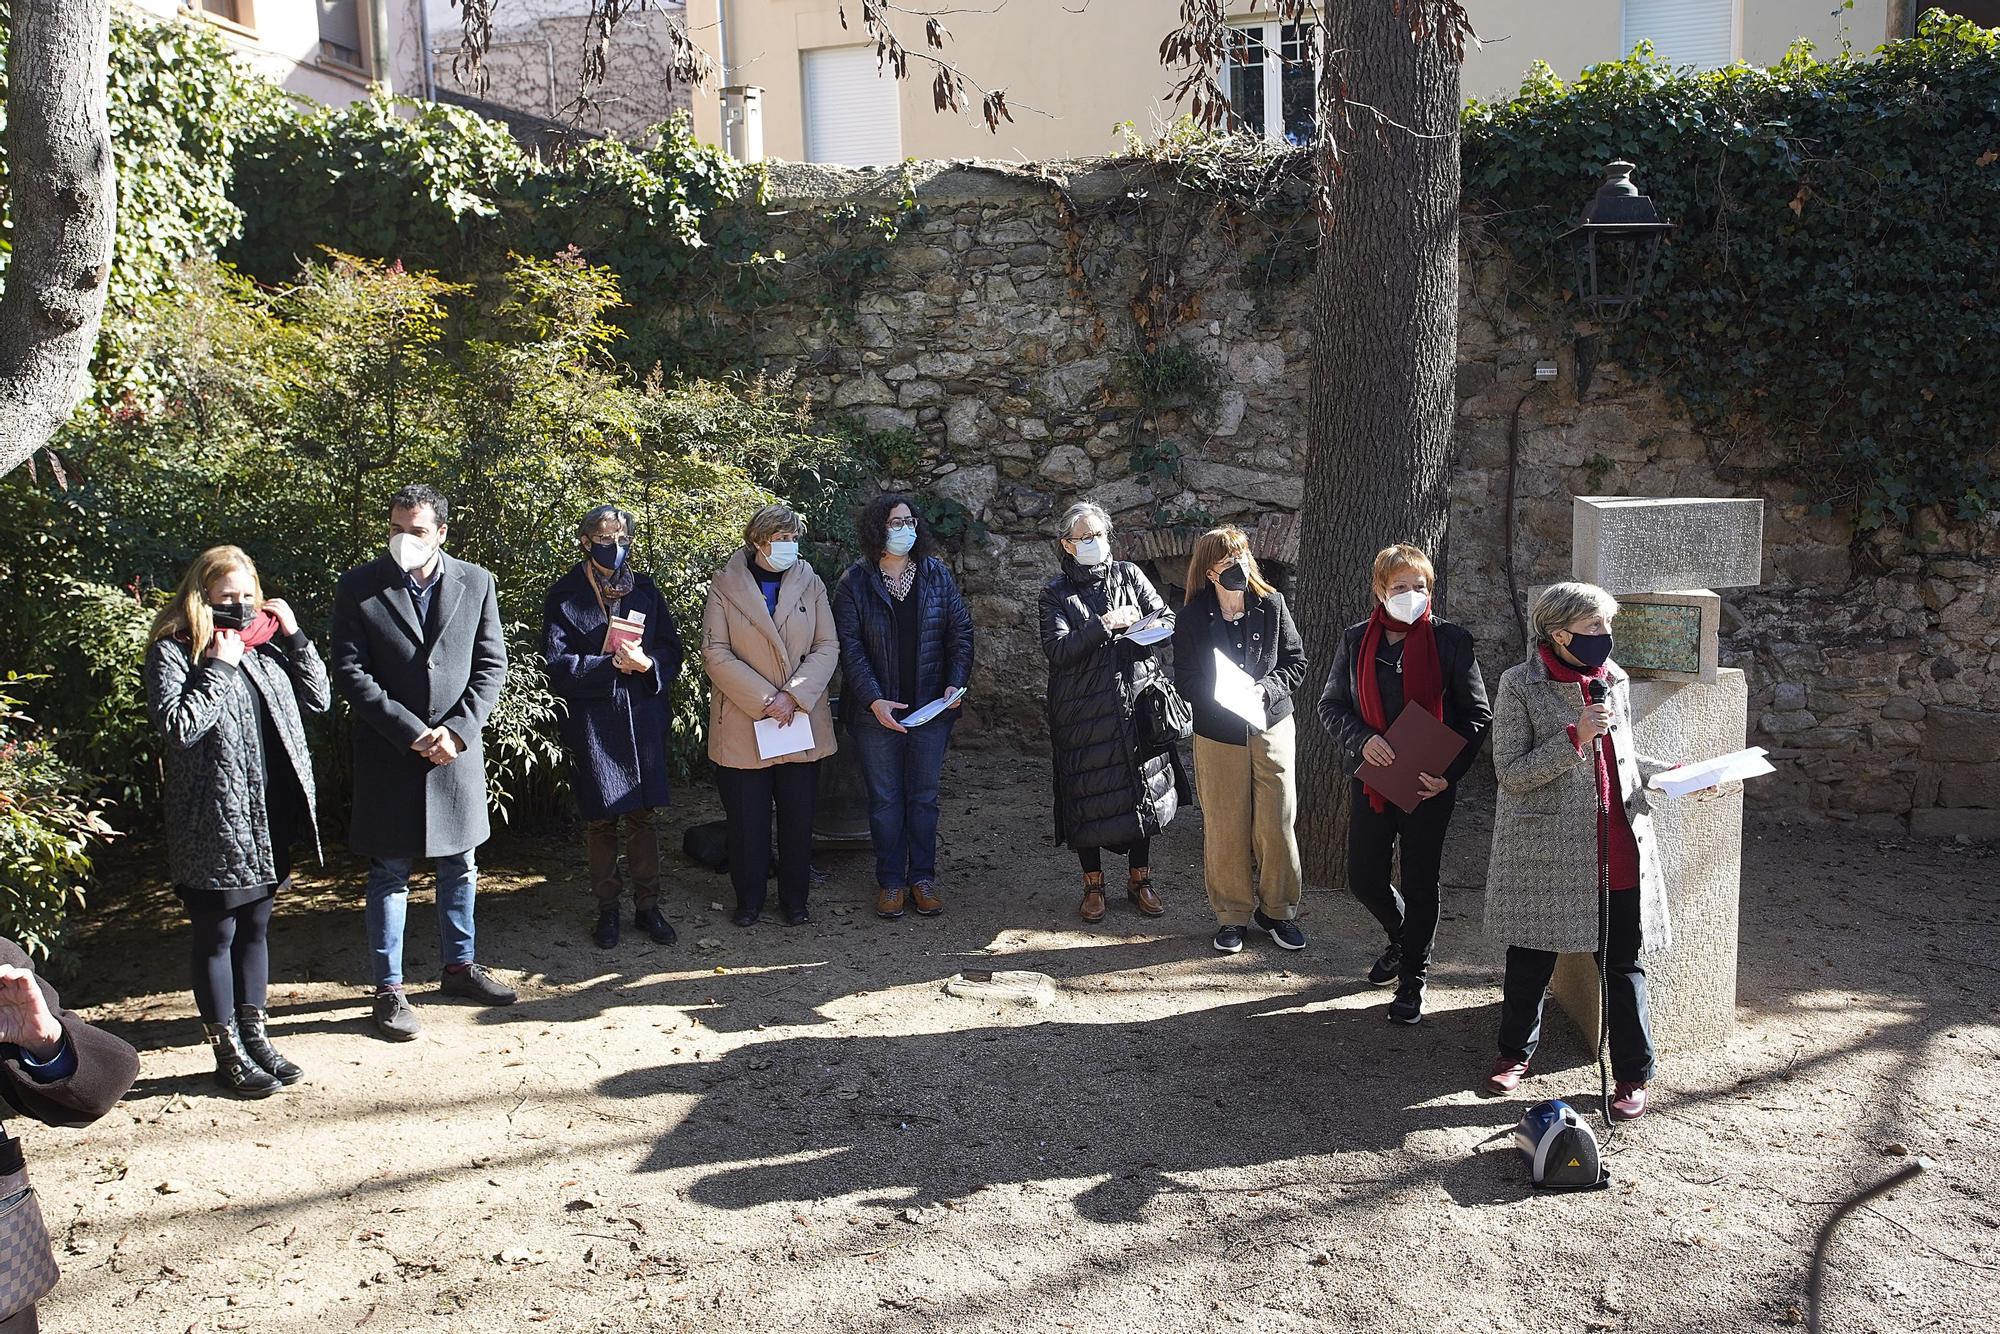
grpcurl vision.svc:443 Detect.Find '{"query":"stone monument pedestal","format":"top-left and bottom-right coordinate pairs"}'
top-left (1551, 669), bottom-right (1747, 1056)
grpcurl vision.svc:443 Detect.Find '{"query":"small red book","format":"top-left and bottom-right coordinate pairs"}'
top-left (604, 611), bottom-right (646, 654)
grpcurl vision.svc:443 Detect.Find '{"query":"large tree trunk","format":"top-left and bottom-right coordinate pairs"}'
top-left (1295, 5), bottom-right (1462, 890)
top-left (0, 0), bottom-right (116, 476)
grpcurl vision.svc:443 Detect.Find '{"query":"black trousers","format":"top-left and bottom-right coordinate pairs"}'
top-left (1346, 779), bottom-right (1456, 986)
top-left (715, 762), bottom-right (818, 916)
top-left (1496, 885), bottom-right (1656, 1083)
top-left (1077, 839), bottom-right (1151, 875)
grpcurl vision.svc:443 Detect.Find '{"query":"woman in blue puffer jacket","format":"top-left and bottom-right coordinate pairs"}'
top-left (831, 494), bottom-right (975, 921)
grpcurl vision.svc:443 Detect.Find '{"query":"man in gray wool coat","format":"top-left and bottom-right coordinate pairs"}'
top-left (331, 484), bottom-right (518, 1041)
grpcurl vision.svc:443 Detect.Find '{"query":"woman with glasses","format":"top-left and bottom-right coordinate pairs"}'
top-left (1039, 500), bottom-right (1182, 923)
top-left (832, 494), bottom-right (976, 920)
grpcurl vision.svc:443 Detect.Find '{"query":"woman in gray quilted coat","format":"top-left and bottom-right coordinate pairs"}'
top-left (1482, 582), bottom-right (1680, 1121)
top-left (144, 546), bottom-right (329, 1098)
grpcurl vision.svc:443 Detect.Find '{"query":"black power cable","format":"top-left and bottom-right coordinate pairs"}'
top-left (1806, 1159), bottom-right (1929, 1334)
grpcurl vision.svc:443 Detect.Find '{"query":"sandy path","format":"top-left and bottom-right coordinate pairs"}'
top-left (18, 750), bottom-right (2000, 1333)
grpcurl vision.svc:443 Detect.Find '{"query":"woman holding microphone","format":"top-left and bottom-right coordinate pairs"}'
top-left (1483, 582), bottom-right (1676, 1119)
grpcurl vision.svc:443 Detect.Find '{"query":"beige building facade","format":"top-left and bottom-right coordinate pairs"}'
top-left (684, 0), bottom-right (1942, 165)
top-left (136, 0), bottom-right (430, 106)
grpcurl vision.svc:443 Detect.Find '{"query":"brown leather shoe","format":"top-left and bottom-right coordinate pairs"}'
top-left (909, 881), bottom-right (943, 916)
top-left (1485, 1056), bottom-right (1531, 1096)
top-left (1127, 868), bottom-right (1165, 916)
top-left (1079, 871), bottom-right (1107, 924)
top-left (876, 885), bottom-right (907, 920)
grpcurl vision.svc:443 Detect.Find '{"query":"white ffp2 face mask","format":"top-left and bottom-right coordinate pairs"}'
top-left (389, 532), bottom-right (436, 573)
top-left (1385, 589), bottom-right (1429, 623)
top-left (1071, 536), bottom-right (1109, 567)
top-left (763, 540), bottom-right (799, 571)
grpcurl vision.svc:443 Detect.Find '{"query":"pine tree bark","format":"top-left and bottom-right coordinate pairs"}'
top-left (0, 0), bottom-right (117, 477)
top-left (1295, 5), bottom-right (1462, 890)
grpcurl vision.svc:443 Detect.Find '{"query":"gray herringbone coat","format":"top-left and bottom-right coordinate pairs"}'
top-left (1485, 652), bottom-right (1674, 955)
top-left (145, 632), bottom-right (331, 892)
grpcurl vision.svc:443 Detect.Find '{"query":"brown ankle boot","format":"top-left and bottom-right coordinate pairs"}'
top-left (876, 885), bottom-right (908, 919)
top-left (1079, 871), bottom-right (1107, 923)
top-left (1127, 868), bottom-right (1165, 916)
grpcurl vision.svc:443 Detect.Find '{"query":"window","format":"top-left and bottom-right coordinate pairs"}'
top-left (1223, 21), bottom-right (1317, 146)
top-left (197, 0), bottom-right (252, 28)
top-left (802, 46), bottom-right (903, 167)
top-left (1622, 0), bottom-right (1738, 71)
top-left (316, 0), bottom-right (366, 70)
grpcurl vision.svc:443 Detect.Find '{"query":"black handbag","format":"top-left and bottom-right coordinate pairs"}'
top-left (0, 1135), bottom-right (59, 1321)
top-left (1134, 676), bottom-right (1194, 753)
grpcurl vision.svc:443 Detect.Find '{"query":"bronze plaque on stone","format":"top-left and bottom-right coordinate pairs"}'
top-left (1617, 602), bottom-right (1702, 675)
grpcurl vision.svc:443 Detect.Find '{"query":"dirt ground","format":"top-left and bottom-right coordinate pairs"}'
top-left (17, 746), bottom-right (2000, 1333)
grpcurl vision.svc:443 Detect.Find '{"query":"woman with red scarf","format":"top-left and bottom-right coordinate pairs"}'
top-left (1483, 582), bottom-right (1677, 1121)
top-left (1318, 544), bottom-right (1491, 1024)
top-left (145, 546), bottom-right (329, 1097)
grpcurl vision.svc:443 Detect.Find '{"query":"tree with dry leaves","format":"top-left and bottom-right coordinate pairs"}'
top-left (0, 0), bottom-right (117, 480)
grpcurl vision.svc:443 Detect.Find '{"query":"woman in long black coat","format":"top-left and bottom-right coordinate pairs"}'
top-left (543, 504), bottom-right (686, 951)
top-left (1038, 500), bottom-right (1182, 925)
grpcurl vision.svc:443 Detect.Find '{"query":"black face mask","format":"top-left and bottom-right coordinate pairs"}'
top-left (1216, 564), bottom-right (1249, 593)
top-left (209, 602), bottom-right (254, 632)
top-left (1565, 631), bottom-right (1614, 669)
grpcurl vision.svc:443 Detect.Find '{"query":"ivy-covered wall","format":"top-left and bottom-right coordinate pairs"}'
top-left (210, 17), bottom-right (1996, 835)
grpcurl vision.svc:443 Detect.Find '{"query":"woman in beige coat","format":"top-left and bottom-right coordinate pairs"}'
top-left (702, 503), bottom-right (840, 927)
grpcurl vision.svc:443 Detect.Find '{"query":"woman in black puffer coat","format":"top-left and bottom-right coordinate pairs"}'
top-left (1038, 500), bottom-right (1182, 924)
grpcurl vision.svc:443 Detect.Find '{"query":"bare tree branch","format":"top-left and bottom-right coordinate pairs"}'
top-left (449, 0), bottom-right (713, 132)
top-left (0, 0), bottom-right (117, 478)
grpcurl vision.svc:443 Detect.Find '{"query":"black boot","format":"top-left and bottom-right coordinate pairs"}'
top-left (593, 905), bottom-right (621, 950)
top-left (205, 1021), bottom-right (282, 1098)
top-left (236, 1006), bottom-right (303, 1085)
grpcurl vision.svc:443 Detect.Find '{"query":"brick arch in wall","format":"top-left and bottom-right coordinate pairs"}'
top-left (1121, 511), bottom-right (1302, 604)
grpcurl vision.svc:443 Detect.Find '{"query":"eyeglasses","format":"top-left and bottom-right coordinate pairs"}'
top-left (887, 518), bottom-right (918, 530)
top-left (592, 534), bottom-right (633, 547)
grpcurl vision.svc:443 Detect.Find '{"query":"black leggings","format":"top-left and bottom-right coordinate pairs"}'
top-left (1078, 839), bottom-right (1151, 875)
top-left (188, 894), bottom-right (277, 1023)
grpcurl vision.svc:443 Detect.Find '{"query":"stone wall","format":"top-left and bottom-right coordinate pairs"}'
top-left (706, 159), bottom-right (2000, 837)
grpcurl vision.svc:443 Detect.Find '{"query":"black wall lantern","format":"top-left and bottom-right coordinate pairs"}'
top-left (1567, 160), bottom-right (1676, 322)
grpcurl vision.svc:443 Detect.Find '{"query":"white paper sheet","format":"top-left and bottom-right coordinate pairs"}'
top-left (1124, 622), bottom-right (1174, 646)
top-left (1647, 746), bottom-right (1774, 797)
top-left (754, 714), bottom-right (816, 760)
top-left (1212, 648), bottom-right (1267, 731)
top-left (902, 686), bottom-right (967, 728)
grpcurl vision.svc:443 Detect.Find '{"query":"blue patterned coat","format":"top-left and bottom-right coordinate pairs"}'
top-left (541, 565), bottom-right (685, 821)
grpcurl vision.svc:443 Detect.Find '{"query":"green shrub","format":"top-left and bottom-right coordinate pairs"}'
top-left (0, 680), bottom-right (116, 957)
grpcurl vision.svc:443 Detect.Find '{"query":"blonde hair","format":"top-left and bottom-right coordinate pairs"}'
top-left (149, 545), bottom-right (263, 648)
top-left (1370, 543), bottom-right (1437, 599)
top-left (743, 503), bottom-right (806, 549)
top-left (1184, 526), bottom-right (1274, 602)
top-left (1531, 581), bottom-right (1620, 644)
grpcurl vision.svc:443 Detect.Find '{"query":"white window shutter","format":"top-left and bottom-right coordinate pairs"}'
top-left (1622, 0), bottom-right (1737, 71)
top-left (802, 46), bottom-right (903, 167)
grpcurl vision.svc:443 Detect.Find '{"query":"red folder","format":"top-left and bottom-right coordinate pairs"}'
top-left (1358, 701), bottom-right (1470, 815)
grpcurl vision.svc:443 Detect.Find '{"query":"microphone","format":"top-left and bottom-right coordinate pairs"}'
top-left (1586, 677), bottom-right (1610, 738)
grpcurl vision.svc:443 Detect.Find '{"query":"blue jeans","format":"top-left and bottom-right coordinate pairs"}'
top-left (364, 850), bottom-right (477, 988)
top-left (850, 713), bottom-right (955, 888)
